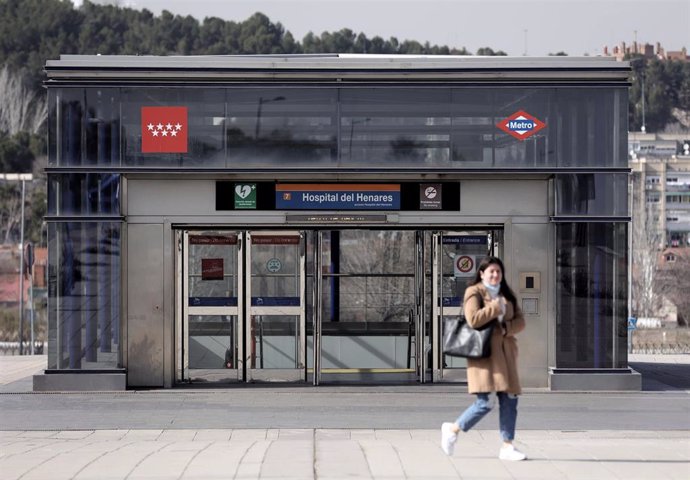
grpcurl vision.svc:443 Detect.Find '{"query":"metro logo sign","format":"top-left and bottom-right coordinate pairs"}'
top-left (141, 107), bottom-right (188, 153)
top-left (496, 110), bottom-right (546, 141)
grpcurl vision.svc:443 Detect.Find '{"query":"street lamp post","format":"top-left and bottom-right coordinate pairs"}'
top-left (255, 96), bottom-right (285, 139)
top-left (0, 173), bottom-right (34, 355)
top-left (348, 118), bottom-right (371, 161)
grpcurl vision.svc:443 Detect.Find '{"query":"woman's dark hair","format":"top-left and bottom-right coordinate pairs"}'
top-left (469, 256), bottom-right (517, 308)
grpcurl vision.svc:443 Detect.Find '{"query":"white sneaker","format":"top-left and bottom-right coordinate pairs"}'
top-left (440, 422), bottom-right (458, 456)
top-left (499, 444), bottom-right (527, 461)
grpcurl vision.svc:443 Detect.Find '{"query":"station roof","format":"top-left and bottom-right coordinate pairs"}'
top-left (45, 54), bottom-right (631, 85)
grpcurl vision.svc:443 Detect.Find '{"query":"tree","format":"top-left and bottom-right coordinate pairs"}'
top-left (658, 251), bottom-right (690, 326)
top-left (0, 66), bottom-right (47, 135)
top-left (631, 172), bottom-right (663, 319)
top-left (476, 47), bottom-right (507, 56)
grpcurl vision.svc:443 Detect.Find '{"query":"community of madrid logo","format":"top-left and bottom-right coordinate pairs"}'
top-left (141, 106), bottom-right (188, 153)
top-left (496, 110), bottom-right (546, 141)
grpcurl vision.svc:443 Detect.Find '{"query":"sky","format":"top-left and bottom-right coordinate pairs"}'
top-left (80, 0), bottom-right (690, 57)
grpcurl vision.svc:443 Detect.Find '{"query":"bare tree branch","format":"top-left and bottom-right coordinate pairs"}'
top-left (0, 65), bottom-right (47, 135)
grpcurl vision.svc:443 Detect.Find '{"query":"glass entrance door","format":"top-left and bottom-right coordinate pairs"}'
top-left (181, 231), bottom-right (242, 383)
top-left (311, 230), bottom-right (424, 384)
top-left (178, 230), bottom-right (306, 383)
top-left (432, 230), bottom-right (501, 381)
top-left (245, 231), bottom-right (306, 381)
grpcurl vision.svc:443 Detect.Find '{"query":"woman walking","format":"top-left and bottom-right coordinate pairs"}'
top-left (440, 256), bottom-right (527, 461)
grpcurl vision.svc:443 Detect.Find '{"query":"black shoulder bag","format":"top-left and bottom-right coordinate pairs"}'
top-left (442, 295), bottom-right (496, 359)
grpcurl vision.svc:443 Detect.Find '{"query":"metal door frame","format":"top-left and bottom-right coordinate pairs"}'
top-left (245, 230), bottom-right (307, 382)
top-left (311, 229), bottom-right (425, 384)
top-left (312, 231), bottom-right (323, 385)
top-left (415, 231), bottom-right (427, 383)
top-left (432, 229), bottom-right (500, 382)
top-left (179, 230), bottom-right (243, 383)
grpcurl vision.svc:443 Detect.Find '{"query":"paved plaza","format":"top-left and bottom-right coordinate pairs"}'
top-left (0, 354), bottom-right (688, 479)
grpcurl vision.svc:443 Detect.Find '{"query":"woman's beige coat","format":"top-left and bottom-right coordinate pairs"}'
top-left (463, 283), bottom-right (526, 395)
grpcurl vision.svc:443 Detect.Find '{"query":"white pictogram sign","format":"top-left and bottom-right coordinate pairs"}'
top-left (266, 258), bottom-right (282, 273)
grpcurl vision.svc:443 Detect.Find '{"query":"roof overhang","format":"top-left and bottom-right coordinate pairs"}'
top-left (45, 54), bottom-right (631, 86)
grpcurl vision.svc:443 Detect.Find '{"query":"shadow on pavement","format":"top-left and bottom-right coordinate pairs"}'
top-left (629, 361), bottom-right (690, 391)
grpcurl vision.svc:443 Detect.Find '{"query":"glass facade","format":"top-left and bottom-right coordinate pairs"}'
top-left (47, 222), bottom-right (122, 370)
top-left (555, 174), bottom-right (629, 216)
top-left (48, 86), bottom-right (628, 169)
top-left (556, 223), bottom-right (628, 368)
top-left (46, 69), bottom-right (629, 374)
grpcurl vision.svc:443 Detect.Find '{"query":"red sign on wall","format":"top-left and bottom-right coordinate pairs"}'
top-left (496, 110), bottom-right (546, 141)
top-left (201, 258), bottom-right (224, 280)
top-left (141, 106), bottom-right (188, 153)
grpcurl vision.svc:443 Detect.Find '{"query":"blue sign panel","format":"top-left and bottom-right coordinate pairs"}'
top-left (443, 235), bottom-right (488, 245)
top-left (276, 184), bottom-right (400, 210)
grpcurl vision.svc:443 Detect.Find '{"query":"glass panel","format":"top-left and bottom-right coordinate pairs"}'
top-left (450, 90), bottom-right (495, 166)
top-left (555, 174), bottom-right (629, 216)
top-left (52, 85), bottom-right (627, 170)
top-left (48, 173), bottom-right (120, 215)
top-left (122, 88), bottom-right (225, 168)
top-left (227, 89), bottom-right (337, 167)
top-left (47, 221), bottom-right (121, 370)
top-left (440, 232), bottom-right (492, 368)
top-left (85, 88), bottom-right (120, 166)
top-left (56, 89), bottom-right (84, 166)
top-left (492, 89), bottom-right (552, 168)
top-left (48, 90), bottom-right (57, 167)
top-left (556, 223), bottom-right (628, 368)
top-left (321, 230), bottom-right (416, 369)
top-left (188, 233), bottom-right (238, 306)
top-left (188, 315), bottom-right (237, 370)
top-left (250, 235), bottom-right (301, 302)
top-left (249, 315), bottom-right (300, 368)
top-left (250, 234), bottom-right (302, 370)
top-left (341, 89), bottom-right (451, 167)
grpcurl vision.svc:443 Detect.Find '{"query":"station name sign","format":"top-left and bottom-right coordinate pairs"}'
top-left (276, 184), bottom-right (400, 210)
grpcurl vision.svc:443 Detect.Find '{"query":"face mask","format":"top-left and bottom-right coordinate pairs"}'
top-left (482, 281), bottom-right (500, 296)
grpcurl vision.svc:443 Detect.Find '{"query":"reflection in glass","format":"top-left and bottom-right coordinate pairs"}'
top-left (188, 315), bottom-right (237, 370)
top-left (250, 315), bottom-right (300, 368)
top-left (58, 89), bottom-right (84, 166)
top-left (122, 88), bottom-right (225, 167)
top-left (555, 174), bottom-right (629, 216)
top-left (227, 89), bottom-right (337, 166)
top-left (341, 89), bottom-right (451, 167)
top-left (52, 86), bottom-right (627, 170)
top-left (188, 234), bottom-right (238, 306)
top-left (47, 222), bottom-right (121, 369)
top-left (85, 89), bottom-right (120, 166)
top-left (48, 174), bottom-right (120, 216)
top-left (556, 223), bottom-right (627, 368)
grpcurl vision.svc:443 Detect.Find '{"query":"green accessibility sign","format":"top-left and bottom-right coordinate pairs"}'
top-left (234, 183), bottom-right (257, 209)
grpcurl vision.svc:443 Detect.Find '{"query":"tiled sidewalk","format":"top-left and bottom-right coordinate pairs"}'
top-left (1, 429), bottom-right (688, 479)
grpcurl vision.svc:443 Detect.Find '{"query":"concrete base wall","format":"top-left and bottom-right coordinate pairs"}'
top-left (549, 369), bottom-right (642, 391)
top-left (33, 373), bottom-right (126, 392)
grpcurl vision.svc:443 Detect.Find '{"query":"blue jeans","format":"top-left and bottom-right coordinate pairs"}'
top-left (455, 392), bottom-right (519, 441)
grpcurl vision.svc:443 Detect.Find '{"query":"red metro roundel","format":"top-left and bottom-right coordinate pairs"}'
top-left (496, 110), bottom-right (546, 141)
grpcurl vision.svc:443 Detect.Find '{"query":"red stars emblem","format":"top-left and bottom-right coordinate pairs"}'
top-left (141, 106), bottom-right (188, 153)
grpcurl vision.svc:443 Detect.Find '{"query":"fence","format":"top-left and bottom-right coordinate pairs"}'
top-left (631, 327), bottom-right (690, 354)
top-left (0, 341), bottom-right (45, 355)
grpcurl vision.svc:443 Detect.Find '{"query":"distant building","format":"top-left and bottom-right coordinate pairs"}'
top-left (629, 132), bottom-right (690, 249)
top-left (0, 245), bottom-right (47, 309)
top-left (603, 42), bottom-right (689, 61)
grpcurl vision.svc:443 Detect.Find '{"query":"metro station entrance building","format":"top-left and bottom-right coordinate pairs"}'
top-left (39, 55), bottom-right (637, 391)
